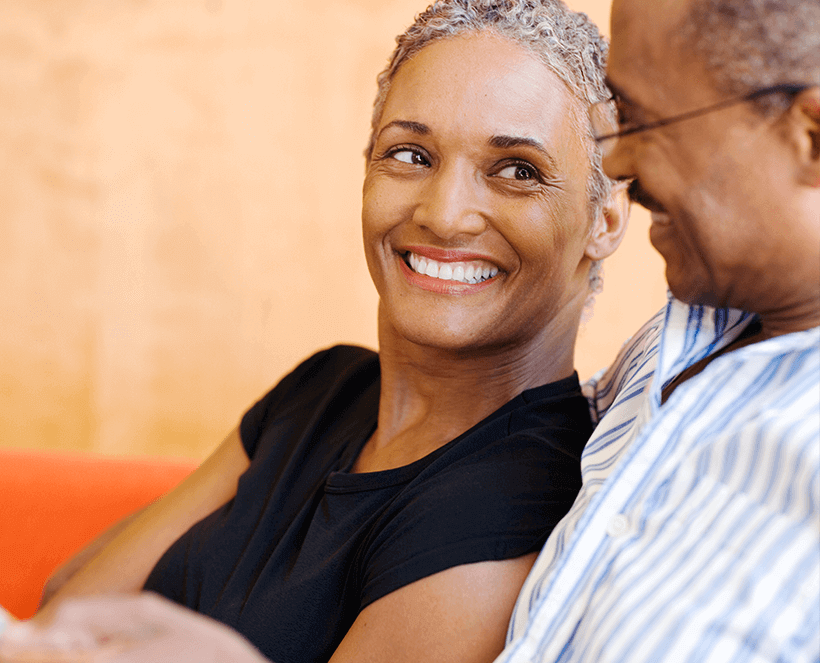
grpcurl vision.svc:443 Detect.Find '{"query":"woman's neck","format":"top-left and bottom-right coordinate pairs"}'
top-left (353, 321), bottom-right (578, 474)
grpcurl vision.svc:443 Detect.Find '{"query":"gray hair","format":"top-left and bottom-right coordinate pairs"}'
top-left (680, 0), bottom-right (820, 114)
top-left (365, 0), bottom-right (614, 295)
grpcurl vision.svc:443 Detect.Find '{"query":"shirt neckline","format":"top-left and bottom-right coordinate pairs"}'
top-left (325, 372), bottom-right (583, 493)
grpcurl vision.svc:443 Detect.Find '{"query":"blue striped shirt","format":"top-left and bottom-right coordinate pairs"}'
top-left (499, 296), bottom-right (820, 663)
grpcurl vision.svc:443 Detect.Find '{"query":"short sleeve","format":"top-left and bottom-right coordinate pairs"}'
top-left (239, 345), bottom-right (379, 459)
top-left (357, 425), bottom-right (585, 610)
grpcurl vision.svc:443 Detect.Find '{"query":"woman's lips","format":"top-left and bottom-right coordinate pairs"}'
top-left (397, 250), bottom-right (501, 294)
top-left (404, 250), bottom-right (499, 284)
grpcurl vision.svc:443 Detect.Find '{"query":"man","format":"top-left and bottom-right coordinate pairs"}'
top-left (498, 0), bottom-right (820, 661)
top-left (2, 0), bottom-right (818, 661)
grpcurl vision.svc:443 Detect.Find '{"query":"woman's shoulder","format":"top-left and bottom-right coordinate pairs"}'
top-left (357, 383), bottom-right (588, 609)
top-left (436, 373), bottom-right (592, 471)
top-left (390, 378), bottom-right (591, 521)
top-left (250, 344), bottom-right (378, 411)
top-left (286, 345), bottom-right (379, 385)
top-left (241, 345), bottom-right (380, 459)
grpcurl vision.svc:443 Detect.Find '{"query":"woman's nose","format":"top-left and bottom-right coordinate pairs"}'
top-left (412, 163), bottom-right (487, 239)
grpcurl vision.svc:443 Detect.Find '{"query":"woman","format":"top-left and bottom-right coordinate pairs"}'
top-left (42, 1), bottom-right (627, 662)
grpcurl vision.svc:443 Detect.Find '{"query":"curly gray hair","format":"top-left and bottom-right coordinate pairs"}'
top-left (364, 0), bottom-right (614, 294)
top-left (680, 0), bottom-right (820, 114)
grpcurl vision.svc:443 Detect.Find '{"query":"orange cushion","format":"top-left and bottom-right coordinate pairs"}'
top-left (0, 448), bottom-right (197, 618)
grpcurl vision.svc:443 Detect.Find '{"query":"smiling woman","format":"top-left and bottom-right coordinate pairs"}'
top-left (38, 2), bottom-right (628, 663)
top-left (363, 33), bottom-right (604, 364)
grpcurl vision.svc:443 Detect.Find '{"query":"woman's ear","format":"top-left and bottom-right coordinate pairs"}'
top-left (788, 87), bottom-right (820, 188)
top-left (584, 180), bottom-right (631, 261)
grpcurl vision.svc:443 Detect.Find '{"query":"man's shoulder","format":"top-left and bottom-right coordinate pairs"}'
top-left (584, 299), bottom-right (760, 424)
top-left (583, 306), bottom-right (667, 423)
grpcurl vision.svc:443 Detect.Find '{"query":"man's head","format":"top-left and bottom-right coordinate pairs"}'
top-left (680, 0), bottom-right (819, 114)
top-left (604, 0), bottom-right (819, 330)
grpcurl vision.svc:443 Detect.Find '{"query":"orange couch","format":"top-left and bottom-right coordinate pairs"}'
top-left (0, 448), bottom-right (197, 619)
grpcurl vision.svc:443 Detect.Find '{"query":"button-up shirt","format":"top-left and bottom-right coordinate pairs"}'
top-left (499, 297), bottom-right (820, 663)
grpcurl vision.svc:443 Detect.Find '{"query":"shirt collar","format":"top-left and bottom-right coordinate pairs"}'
top-left (652, 294), bottom-right (756, 406)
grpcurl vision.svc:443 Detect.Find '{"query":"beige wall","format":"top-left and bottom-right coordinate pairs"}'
top-left (0, 0), bottom-right (666, 459)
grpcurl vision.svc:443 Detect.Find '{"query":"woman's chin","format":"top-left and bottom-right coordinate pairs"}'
top-left (380, 317), bottom-right (495, 355)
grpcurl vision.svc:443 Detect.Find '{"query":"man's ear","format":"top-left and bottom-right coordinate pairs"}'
top-left (787, 86), bottom-right (820, 188)
top-left (585, 179), bottom-right (631, 261)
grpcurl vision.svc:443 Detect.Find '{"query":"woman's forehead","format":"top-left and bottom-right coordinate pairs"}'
top-left (378, 33), bottom-right (582, 157)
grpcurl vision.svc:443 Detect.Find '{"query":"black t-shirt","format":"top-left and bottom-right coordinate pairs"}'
top-left (144, 345), bottom-right (592, 663)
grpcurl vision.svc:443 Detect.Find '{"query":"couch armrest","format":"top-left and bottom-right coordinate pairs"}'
top-left (0, 448), bottom-right (197, 619)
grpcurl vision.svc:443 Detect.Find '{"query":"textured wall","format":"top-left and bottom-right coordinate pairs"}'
top-left (0, 0), bottom-right (665, 459)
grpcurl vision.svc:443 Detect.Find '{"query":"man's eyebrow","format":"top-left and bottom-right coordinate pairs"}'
top-left (376, 120), bottom-right (430, 141)
top-left (489, 135), bottom-right (558, 170)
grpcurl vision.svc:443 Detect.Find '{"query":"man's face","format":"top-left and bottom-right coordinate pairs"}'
top-left (604, 0), bottom-right (816, 315)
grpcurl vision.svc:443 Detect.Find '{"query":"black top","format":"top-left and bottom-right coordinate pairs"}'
top-left (144, 345), bottom-right (592, 663)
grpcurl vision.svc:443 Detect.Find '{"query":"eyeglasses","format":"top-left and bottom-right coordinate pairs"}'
top-left (589, 83), bottom-right (810, 155)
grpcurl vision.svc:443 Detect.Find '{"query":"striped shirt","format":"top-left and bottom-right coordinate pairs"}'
top-left (499, 296), bottom-right (820, 663)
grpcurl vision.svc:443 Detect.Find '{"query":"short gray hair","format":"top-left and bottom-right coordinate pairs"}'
top-left (680, 0), bottom-right (820, 114)
top-left (365, 0), bottom-right (613, 223)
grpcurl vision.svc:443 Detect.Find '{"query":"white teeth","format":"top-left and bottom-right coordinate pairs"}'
top-left (404, 252), bottom-right (499, 284)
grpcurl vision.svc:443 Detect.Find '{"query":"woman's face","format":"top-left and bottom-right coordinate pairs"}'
top-left (363, 32), bottom-right (598, 354)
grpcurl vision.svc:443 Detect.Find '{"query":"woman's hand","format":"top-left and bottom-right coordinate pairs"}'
top-left (1, 594), bottom-right (269, 663)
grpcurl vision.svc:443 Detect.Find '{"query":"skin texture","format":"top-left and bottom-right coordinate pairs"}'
top-left (28, 30), bottom-right (629, 663)
top-left (605, 0), bottom-right (820, 342)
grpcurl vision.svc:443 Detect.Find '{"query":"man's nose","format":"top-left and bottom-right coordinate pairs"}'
top-left (601, 137), bottom-right (636, 183)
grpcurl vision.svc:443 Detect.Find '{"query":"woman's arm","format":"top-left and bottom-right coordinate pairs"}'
top-left (41, 427), bottom-right (250, 611)
top-left (41, 510), bottom-right (144, 607)
top-left (329, 552), bottom-right (538, 663)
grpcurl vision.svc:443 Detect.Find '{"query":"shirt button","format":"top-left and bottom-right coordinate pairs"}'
top-left (607, 514), bottom-right (631, 537)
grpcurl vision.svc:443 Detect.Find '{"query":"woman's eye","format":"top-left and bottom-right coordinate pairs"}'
top-left (390, 149), bottom-right (427, 166)
top-left (496, 164), bottom-right (538, 181)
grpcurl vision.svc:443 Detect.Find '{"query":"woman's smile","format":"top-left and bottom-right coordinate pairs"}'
top-left (398, 247), bottom-right (503, 295)
top-left (405, 251), bottom-right (499, 285)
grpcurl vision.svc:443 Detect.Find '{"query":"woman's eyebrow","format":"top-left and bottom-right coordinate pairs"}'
top-left (376, 120), bottom-right (430, 140)
top-left (489, 135), bottom-right (558, 170)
